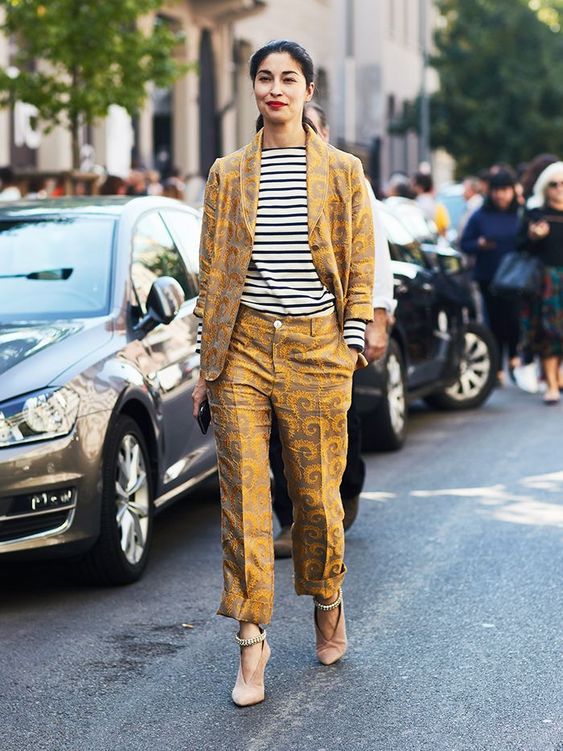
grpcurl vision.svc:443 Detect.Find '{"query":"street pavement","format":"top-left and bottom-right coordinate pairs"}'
top-left (1, 383), bottom-right (562, 751)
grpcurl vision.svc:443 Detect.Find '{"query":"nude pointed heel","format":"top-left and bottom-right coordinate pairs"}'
top-left (231, 627), bottom-right (270, 707)
top-left (314, 589), bottom-right (347, 665)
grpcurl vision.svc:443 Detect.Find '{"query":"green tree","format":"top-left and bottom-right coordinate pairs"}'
top-left (0, 0), bottom-right (189, 168)
top-left (430, 0), bottom-right (563, 175)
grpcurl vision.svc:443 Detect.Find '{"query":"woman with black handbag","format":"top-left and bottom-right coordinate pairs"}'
top-left (460, 170), bottom-right (521, 385)
top-left (517, 161), bottom-right (563, 404)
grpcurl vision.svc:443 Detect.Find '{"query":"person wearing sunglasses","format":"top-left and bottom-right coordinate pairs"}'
top-left (517, 161), bottom-right (563, 404)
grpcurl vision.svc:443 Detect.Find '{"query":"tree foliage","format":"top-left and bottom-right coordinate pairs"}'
top-left (430, 0), bottom-right (563, 175)
top-left (0, 0), bottom-right (189, 167)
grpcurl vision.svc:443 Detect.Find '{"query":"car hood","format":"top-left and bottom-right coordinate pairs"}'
top-left (0, 318), bottom-right (113, 402)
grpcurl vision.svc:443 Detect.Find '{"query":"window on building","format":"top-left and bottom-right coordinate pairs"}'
top-left (389, 0), bottom-right (395, 38)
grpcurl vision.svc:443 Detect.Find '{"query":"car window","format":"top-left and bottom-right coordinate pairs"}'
top-left (160, 209), bottom-right (201, 280)
top-left (131, 211), bottom-right (197, 309)
top-left (380, 211), bottom-right (415, 246)
top-left (0, 217), bottom-right (115, 321)
top-left (379, 212), bottom-right (429, 267)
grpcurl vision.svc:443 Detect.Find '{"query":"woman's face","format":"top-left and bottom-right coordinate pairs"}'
top-left (490, 186), bottom-right (514, 210)
top-left (545, 171), bottom-right (563, 207)
top-left (253, 52), bottom-right (314, 128)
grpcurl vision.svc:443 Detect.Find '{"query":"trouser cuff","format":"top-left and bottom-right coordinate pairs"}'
top-left (294, 566), bottom-right (346, 599)
top-left (217, 594), bottom-right (273, 625)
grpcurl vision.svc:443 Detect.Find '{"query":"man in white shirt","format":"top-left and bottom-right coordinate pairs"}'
top-left (272, 103), bottom-right (396, 556)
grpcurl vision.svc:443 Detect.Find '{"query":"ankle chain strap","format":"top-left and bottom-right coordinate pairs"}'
top-left (235, 627), bottom-right (266, 647)
top-left (314, 589), bottom-right (343, 611)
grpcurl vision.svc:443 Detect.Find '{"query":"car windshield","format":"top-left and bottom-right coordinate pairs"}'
top-left (0, 216), bottom-right (115, 322)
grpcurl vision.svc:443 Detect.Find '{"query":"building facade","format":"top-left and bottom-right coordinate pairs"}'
top-left (0, 1), bottom-right (266, 185)
top-left (329, 0), bottom-right (449, 191)
top-left (0, 1), bottom-right (451, 189)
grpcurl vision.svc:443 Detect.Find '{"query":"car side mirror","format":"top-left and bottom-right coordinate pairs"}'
top-left (134, 276), bottom-right (185, 333)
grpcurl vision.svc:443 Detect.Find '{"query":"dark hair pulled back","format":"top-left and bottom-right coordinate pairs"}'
top-left (249, 39), bottom-right (317, 134)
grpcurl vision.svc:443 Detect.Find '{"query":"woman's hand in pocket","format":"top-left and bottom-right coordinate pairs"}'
top-left (192, 375), bottom-right (208, 419)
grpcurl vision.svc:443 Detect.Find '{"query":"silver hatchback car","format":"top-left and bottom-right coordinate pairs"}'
top-left (0, 197), bottom-right (216, 583)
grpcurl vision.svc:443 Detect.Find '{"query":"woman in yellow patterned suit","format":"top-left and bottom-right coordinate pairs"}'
top-left (191, 39), bottom-right (374, 706)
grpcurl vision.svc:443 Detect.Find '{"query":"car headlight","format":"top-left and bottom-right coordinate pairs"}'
top-left (0, 387), bottom-right (80, 448)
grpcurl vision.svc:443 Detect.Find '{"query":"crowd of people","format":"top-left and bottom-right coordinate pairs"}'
top-left (379, 155), bottom-right (563, 406)
top-left (0, 165), bottom-right (193, 202)
top-left (457, 157), bottom-right (563, 405)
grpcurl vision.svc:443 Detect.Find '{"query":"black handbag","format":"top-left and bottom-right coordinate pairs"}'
top-left (490, 252), bottom-right (544, 298)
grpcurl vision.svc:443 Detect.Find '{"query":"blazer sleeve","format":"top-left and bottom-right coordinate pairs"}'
top-left (345, 158), bottom-right (375, 323)
top-left (194, 160), bottom-right (220, 320)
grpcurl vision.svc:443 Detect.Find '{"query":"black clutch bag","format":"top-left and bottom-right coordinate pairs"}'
top-left (490, 252), bottom-right (544, 298)
top-left (197, 400), bottom-right (211, 434)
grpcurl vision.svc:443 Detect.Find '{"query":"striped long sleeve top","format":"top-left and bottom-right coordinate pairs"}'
top-left (196, 146), bottom-right (367, 352)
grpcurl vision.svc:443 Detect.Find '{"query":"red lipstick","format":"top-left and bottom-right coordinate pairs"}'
top-left (267, 101), bottom-right (286, 109)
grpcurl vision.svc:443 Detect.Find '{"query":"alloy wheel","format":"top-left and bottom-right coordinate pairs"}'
top-left (444, 331), bottom-right (491, 402)
top-left (114, 433), bottom-right (150, 565)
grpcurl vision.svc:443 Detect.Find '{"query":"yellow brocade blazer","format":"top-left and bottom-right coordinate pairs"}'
top-left (194, 125), bottom-right (375, 381)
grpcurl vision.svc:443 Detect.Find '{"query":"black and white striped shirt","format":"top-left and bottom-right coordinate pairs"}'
top-left (196, 146), bottom-right (366, 352)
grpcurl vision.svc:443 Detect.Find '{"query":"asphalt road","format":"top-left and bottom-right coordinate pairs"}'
top-left (1, 383), bottom-right (562, 751)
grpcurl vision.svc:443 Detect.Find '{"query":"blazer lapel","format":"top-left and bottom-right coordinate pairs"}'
top-left (240, 128), bottom-right (263, 240)
top-left (306, 125), bottom-right (329, 235)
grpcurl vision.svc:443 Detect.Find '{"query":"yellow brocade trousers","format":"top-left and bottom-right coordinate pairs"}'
top-left (206, 304), bottom-right (355, 625)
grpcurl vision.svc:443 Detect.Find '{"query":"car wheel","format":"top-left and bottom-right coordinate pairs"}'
top-left (362, 339), bottom-right (407, 451)
top-left (424, 322), bottom-right (497, 411)
top-left (79, 416), bottom-right (153, 585)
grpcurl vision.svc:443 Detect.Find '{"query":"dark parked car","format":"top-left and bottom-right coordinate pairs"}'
top-left (0, 197), bottom-right (216, 583)
top-left (354, 203), bottom-right (497, 451)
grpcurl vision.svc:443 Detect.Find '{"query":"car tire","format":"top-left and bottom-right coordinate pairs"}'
top-left (362, 339), bottom-right (408, 452)
top-left (78, 416), bottom-right (153, 585)
top-left (424, 322), bottom-right (497, 411)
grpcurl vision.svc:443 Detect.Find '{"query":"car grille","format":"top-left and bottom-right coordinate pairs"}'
top-left (0, 510), bottom-right (72, 543)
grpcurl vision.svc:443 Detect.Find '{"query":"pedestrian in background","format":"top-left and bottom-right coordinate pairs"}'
top-left (271, 100), bottom-right (395, 557)
top-left (146, 170), bottom-right (163, 196)
top-left (386, 172), bottom-right (414, 199)
top-left (412, 171), bottom-right (450, 237)
top-left (162, 176), bottom-right (185, 201)
top-left (460, 169), bottom-right (521, 384)
top-left (126, 169), bottom-right (147, 196)
top-left (517, 162), bottom-right (563, 404)
top-left (458, 175), bottom-right (484, 239)
top-left (191, 39), bottom-right (374, 706)
top-left (24, 176), bottom-right (47, 200)
top-left (99, 175), bottom-right (127, 195)
top-left (519, 153), bottom-right (559, 206)
top-left (0, 167), bottom-right (21, 201)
